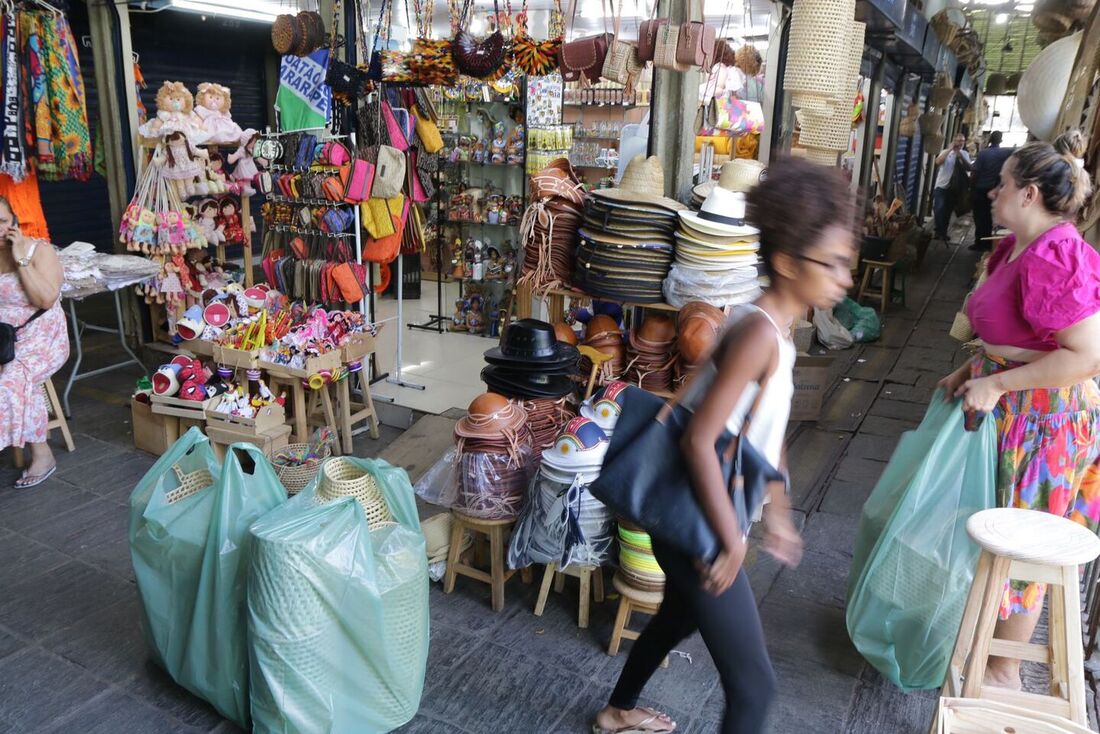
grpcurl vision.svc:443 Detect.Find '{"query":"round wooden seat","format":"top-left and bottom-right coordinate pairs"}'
top-left (452, 512), bottom-right (516, 528)
top-left (967, 508), bottom-right (1100, 567)
top-left (612, 572), bottom-right (665, 607)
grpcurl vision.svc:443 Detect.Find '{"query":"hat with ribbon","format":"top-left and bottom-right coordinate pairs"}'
top-left (679, 186), bottom-right (760, 239)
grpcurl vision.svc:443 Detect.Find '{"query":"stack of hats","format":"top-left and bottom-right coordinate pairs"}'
top-left (573, 156), bottom-right (686, 305)
top-left (520, 396), bottom-right (578, 459)
top-left (664, 160), bottom-right (765, 309)
top-left (520, 158), bottom-right (586, 290)
top-left (675, 301), bottom-right (727, 387)
top-left (482, 319), bottom-right (580, 400)
top-left (617, 521), bottom-right (665, 592)
top-left (625, 313), bottom-right (677, 393)
top-left (453, 393), bottom-right (535, 521)
top-left (508, 416), bottom-right (616, 570)
top-left (579, 314), bottom-right (628, 386)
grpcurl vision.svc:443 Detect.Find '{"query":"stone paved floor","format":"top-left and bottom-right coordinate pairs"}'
top-left (1, 223), bottom-right (1097, 733)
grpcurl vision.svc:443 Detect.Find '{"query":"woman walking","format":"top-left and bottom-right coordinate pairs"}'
top-left (942, 130), bottom-right (1100, 689)
top-left (593, 159), bottom-right (857, 734)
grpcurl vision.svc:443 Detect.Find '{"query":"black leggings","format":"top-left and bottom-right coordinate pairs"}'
top-left (608, 540), bottom-right (777, 734)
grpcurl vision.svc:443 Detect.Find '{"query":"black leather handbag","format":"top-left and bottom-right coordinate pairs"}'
top-left (0, 309), bottom-right (46, 365)
top-left (589, 377), bottom-right (783, 563)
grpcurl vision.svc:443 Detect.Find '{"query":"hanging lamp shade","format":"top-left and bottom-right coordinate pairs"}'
top-left (929, 72), bottom-right (955, 108)
top-left (784, 0), bottom-right (856, 111)
top-left (1017, 31), bottom-right (1082, 140)
top-left (798, 20), bottom-right (865, 153)
top-left (985, 73), bottom-right (1007, 95)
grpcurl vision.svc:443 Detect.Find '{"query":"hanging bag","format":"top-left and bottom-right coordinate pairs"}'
top-left (409, 0), bottom-right (459, 85)
top-left (653, 21), bottom-right (689, 72)
top-left (452, 0), bottom-right (508, 79)
top-left (411, 104), bottom-right (444, 154)
top-left (588, 316), bottom-right (784, 562)
top-left (371, 145), bottom-right (407, 199)
top-left (557, 0), bottom-right (613, 85)
top-left (601, 0), bottom-right (643, 89)
top-left (513, 0), bottom-right (562, 76)
top-left (636, 0), bottom-right (666, 62)
top-left (676, 0), bottom-right (716, 71)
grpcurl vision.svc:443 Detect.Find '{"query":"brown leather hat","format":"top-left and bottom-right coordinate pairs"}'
top-left (631, 313), bottom-right (676, 351)
top-left (554, 322), bottom-right (578, 345)
top-left (678, 301), bottom-right (726, 366)
top-left (586, 314), bottom-right (621, 339)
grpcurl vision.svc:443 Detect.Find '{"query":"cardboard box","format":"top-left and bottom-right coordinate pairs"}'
top-left (259, 349), bottom-right (342, 379)
top-left (206, 397), bottom-right (286, 433)
top-left (341, 333), bottom-right (376, 363)
top-left (790, 355), bottom-right (833, 422)
top-left (131, 398), bottom-right (169, 456)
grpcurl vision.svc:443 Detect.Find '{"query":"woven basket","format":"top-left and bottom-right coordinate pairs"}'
top-left (273, 443), bottom-right (333, 496)
top-left (985, 73), bottom-right (1007, 95)
top-left (317, 458), bottom-right (395, 530)
top-left (800, 104), bottom-right (853, 150)
top-left (931, 7), bottom-right (966, 46)
top-left (919, 111), bottom-right (945, 137)
top-left (653, 23), bottom-right (690, 72)
top-left (925, 133), bottom-right (945, 154)
top-left (784, 0), bottom-right (856, 110)
top-left (803, 146), bottom-right (841, 166)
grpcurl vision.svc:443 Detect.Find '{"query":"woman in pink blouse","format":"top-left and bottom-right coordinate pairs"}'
top-left (940, 130), bottom-right (1099, 689)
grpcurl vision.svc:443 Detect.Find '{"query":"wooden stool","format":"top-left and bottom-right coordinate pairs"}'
top-left (936, 697), bottom-right (1095, 733)
top-left (857, 259), bottom-right (895, 313)
top-left (608, 573), bottom-right (668, 668)
top-left (268, 375), bottom-right (340, 445)
top-left (304, 384), bottom-right (342, 456)
top-left (939, 508), bottom-right (1100, 727)
top-left (14, 379), bottom-right (75, 469)
top-left (534, 563), bottom-right (605, 628)
top-left (444, 512), bottom-right (530, 612)
top-left (334, 371), bottom-right (380, 455)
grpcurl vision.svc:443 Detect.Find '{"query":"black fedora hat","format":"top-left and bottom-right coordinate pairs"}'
top-left (481, 366), bottom-right (576, 399)
top-left (484, 319), bottom-right (581, 367)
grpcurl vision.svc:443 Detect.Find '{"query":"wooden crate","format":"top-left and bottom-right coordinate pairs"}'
top-left (132, 398), bottom-right (169, 456)
top-left (213, 344), bottom-right (260, 369)
top-left (341, 333), bottom-right (376, 363)
top-left (260, 349), bottom-right (343, 379)
top-left (206, 422), bottom-right (291, 459)
top-left (151, 393), bottom-right (215, 420)
top-left (180, 339), bottom-right (215, 358)
top-left (205, 396), bottom-right (286, 433)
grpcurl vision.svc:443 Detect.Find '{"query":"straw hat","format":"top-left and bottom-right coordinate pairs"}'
top-left (692, 159), bottom-right (767, 200)
top-left (679, 187), bottom-right (759, 238)
top-left (591, 155), bottom-right (688, 213)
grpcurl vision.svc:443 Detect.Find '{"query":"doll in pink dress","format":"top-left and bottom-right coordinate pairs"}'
top-left (194, 83), bottom-right (243, 145)
top-left (227, 130), bottom-right (260, 196)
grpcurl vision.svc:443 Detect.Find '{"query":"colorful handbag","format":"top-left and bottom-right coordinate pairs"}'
top-left (381, 100), bottom-right (410, 151)
top-left (409, 38), bottom-right (459, 86)
top-left (512, 0), bottom-right (562, 76)
top-left (341, 159), bottom-right (375, 203)
top-left (411, 105), bottom-right (444, 154)
top-left (326, 57), bottom-right (368, 99)
top-left (363, 198), bottom-right (408, 264)
top-left (319, 140), bottom-right (352, 166)
top-left (452, 0), bottom-right (507, 79)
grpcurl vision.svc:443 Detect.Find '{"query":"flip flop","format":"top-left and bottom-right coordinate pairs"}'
top-left (14, 464), bottom-right (56, 489)
top-left (592, 708), bottom-right (676, 734)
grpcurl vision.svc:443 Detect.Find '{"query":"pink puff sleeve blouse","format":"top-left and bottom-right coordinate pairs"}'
top-left (967, 222), bottom-right (1100, 351)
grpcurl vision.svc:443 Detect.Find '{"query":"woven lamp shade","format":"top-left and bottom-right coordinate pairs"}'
top-left (930, 73), bottom-right (955, 109)
top-left (785, 0), bottom-right (857, 111)
top-left (798, 20), bottom-right (864, 153)
top-left (1017, 31), bottom-right (1081, 141)
top-left (804, 147), bottom-right (841, 166)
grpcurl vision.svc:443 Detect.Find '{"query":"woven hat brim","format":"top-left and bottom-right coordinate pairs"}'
top-left (591, 188), bottom-right (688, 213)
top-left (678, 211), bottom-right (759, 238)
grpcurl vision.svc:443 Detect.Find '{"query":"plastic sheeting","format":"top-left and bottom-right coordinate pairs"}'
top-left (413, 447), bottom-right (536, 521)
top-left (508, 467), bottom-right (615, 570)
top-left (247, 457), bottom-right (429, 734)
top-left (846, 393), bottom-right (996, 690)
top-left (662, 263), bottom-right (763, 309)
top-left (129, 429), bottom-right (286, 727)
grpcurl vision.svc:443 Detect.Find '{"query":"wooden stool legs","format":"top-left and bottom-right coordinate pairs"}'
top-left (14, 379), bottom-right (75, 469)
top-left (608, 573), bottom-right (668, 668)
top-left (444, 513), bottom-right (529, 612)
top-left (534, 563), bottom-right (606, 628)
top-left (857, 259), bottom-right (895, 313)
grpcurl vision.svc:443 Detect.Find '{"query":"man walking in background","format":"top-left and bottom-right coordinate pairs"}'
top-left (969, 130), bottom-right (1013, 251)
top-left (932, 133), bottom-right (971, 245)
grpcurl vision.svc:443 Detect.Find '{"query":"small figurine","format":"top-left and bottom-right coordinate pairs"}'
top-left (472, 142), bottom-right (487, 165)
top-left (450, 298), bottom-right (468, 331)
top-left (490, 132), bottom-right (506, 165)
top-left (485, 247), bottom-right (503, 280)
top-left (196, 199), bottom-right (226, 246)
top-left (194, 82), bottom-right (243, 145)
top-left (505, 127), bottom-right (524, 165)
top-left (467, 294), bottom-right (484, 334)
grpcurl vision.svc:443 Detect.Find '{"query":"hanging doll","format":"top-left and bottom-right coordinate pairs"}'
top-left (218, 197), bottom-right (245, 245)
top-left (195, 199), bottom-right (226, 246)
top-left (138, 81), bottom-right (208, 144)
top-left (205, 151), bottom-right (230, 194)
top-left (193, 83), bottom-right (243, 146)
top-left (154, 131), bottom-right (209, 199)
top-left (227, 130), bottom-right (260, 196)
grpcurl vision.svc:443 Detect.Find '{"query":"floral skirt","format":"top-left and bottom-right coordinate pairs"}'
top-left (972, 354), bottom-right (1100, 619)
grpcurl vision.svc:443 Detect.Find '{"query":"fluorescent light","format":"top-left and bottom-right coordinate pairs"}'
top-left (169, 0), bottom-right (281, 22)
top-left (994, 12), bottom-right (1009, 22)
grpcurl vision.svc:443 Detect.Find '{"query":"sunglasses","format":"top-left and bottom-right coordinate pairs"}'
top-left (795, 254), bottom-right (851, 275)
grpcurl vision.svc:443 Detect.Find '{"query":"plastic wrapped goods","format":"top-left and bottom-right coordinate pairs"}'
top-left (508, 467), bottom-right (615, 570)
top-left (846, 393), bottom-right (996, 690)
top-left (247, 457), bottom-right (429, 733)
top-left (129, 430), bottom-right (286, 727)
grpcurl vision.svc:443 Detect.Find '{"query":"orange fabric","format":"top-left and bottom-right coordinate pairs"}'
top-left (0, 172), bottom-right (51, 240)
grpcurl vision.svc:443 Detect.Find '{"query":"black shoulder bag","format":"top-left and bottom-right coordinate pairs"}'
top-left (0, 309), bottom-right (46, 365)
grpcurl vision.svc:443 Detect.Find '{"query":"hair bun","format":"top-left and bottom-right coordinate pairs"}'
top-left (1054, 129), bottom-right (1088, 158)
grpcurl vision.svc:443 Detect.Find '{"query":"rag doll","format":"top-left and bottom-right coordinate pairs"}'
top-left (196, 199), bottom-right (226, 245)
top-left (205, 152), bottom-right (230, 194)
top-left (193, 82), bottom-right (243, 145)
top-left (138, 81), bottom-right (208, 143)
top-left (155, 131), bottom-right (209, 199)
top-left (467, 294), bottom-right (484, 334)
top-left (219, 198), bottom-right (245, 245)
top-left (227, 130), bottom-right (260, 196)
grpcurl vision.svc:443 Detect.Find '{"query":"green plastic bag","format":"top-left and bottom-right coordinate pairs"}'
top-left (834, 297), bottom-right (881, 342)
top-left (248, 457), bottom-right (429, 734)
top-left (130, 429), bottom-right (287, 727)
top-left (845, 392), bottom-right (997, 690)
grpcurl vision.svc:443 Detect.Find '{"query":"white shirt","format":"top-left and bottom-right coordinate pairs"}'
top-left (935, 148), bottom-right (972, 190)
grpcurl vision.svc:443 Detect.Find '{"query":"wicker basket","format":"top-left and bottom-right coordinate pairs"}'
top-left (800, 104), bottom-right (854, 150)
top-left (931, 7), bottom-right (966, 46)
top-left (273, 442), bottom-right (333, 496)
top-left (803, 146), bottom-right (842, 166)
top-left (949, 296), bottom-right (975, 342)
top-left (784, 0), bottom-right (856, 111)
top-left (985, 73), bottom-right (1007, 95)
top-left (317, 458), bottom-right (395, 530)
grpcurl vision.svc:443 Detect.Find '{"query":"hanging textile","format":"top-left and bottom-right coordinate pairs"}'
top-left (0, 14), bottom-right (27, 181)
top-left (274, 48), bottom-right (332, 132)
top-left (0, 171), bottom-right (49, 239)
top-left (19, 10), bottom-right (92, 182)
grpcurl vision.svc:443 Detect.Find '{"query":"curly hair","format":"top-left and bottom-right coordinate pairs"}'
top-left (155, 81), bottom-right (193, 114)
top-left (196, 82), bottom-right (232, 112)
top-left (746, 157), bottom-right (856, 278)
top-left (1008, 129), bottom-right (1092, 218)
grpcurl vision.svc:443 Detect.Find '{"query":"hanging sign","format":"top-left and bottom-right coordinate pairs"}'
top-left (275, 49), bottom-right (333, 132)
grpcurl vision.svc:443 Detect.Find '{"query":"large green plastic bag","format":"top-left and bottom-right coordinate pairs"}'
top-left (248, 457), bottom-right (429, 734)
top-left (835, 297), bottom-right (881, 342)
top-left (130, 430), bottom-right (286, 727)
top-left (845, 392), bottom-right (997, 690)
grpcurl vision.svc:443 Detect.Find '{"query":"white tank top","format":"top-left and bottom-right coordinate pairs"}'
top-left (680, 304), bottom-right (796, 468)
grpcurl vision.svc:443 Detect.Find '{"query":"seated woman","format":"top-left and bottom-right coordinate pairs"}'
top-left (0, 195), bottom-right (67, 488)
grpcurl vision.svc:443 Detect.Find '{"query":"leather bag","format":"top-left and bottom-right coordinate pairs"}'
top-left (636, 4), bottom-right (667, 63)
top-left (588, 364), bottom-right (783, 562)
top-left (411, 105), bottom-right (444, 154)
top-left (452, 0), bottom-right (507, 79)
top-left (0, 310), bottom-right (46, 365)
top-left (653, 22), bottom-right (689, 71)
top-left (676, 0), bottom-right (716, 72)
top-left (558, 0), bottom-right (612, 85)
